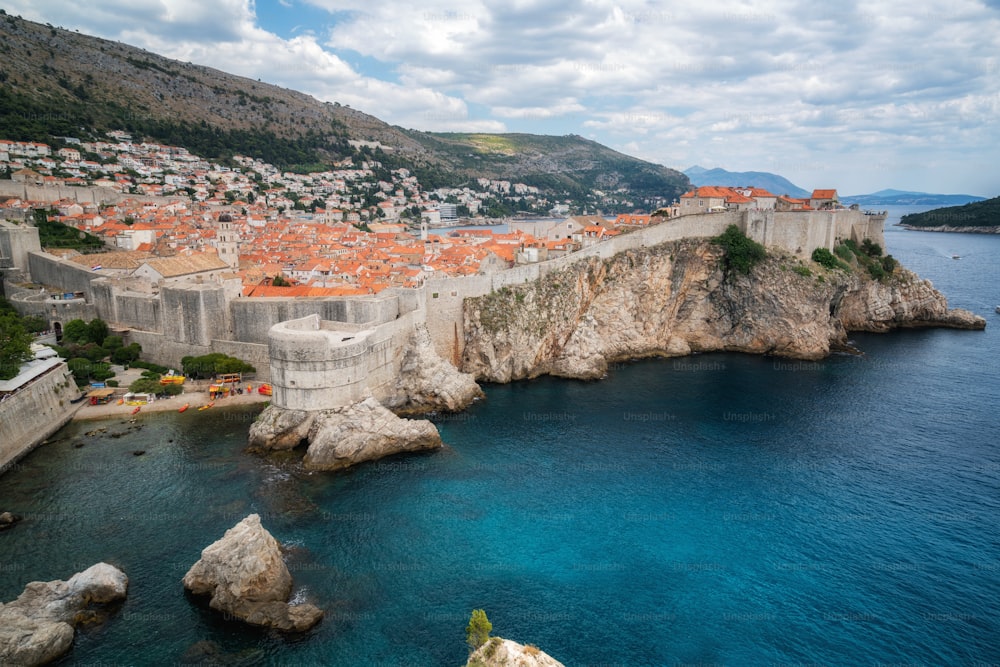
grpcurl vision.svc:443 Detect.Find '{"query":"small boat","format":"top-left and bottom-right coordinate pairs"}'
top-left (178, 403), bottom-right (190, 413)
top-left (131, 406), bottom-right (141, 415)
top-left (198, 402), bottom-right (215, 411)
top-left (117, 398), bottom-right (124, 405)
top-left (995, 306), bottom-right (1000, 314)
top-left (952, 255), bottom-right (961, 259)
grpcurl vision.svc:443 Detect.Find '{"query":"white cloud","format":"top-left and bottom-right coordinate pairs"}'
top-left (7, 0), bottom-right (1000, 194)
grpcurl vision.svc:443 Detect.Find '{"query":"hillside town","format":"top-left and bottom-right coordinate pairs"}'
top-left (0, 133), bottom-right (849, 297)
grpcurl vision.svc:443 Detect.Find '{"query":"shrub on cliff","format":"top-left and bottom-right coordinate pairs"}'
top-left (811, 247), bottom-right (849, 271)
top-left (712, 225), bottom-right (766, 275)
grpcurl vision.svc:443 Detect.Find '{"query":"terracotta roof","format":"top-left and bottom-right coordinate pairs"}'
top-left (67, 250), bottom-right (151, 270)
top-left (138, 253), bottom-right (229, 278)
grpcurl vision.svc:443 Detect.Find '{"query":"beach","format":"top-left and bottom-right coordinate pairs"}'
top-left (72, 384), bottom-right (269, 420)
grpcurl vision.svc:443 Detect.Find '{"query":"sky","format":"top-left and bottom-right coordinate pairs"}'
top-left (7, 0), bottom-right (1000, 196)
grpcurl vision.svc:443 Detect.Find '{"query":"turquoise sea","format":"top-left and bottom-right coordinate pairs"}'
top-left (2, 208), bottom-right (999, 666)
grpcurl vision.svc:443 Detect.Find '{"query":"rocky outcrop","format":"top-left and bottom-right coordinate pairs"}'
top-left (467, 637), bottom-right (565, 667)
top-left (182, 514), bottom-right (323, 632)
top-left (302, 397), bottom-right (442, 470)
top-left (837, 267), bottom-right (987, 331)
top-left (249, 397), bottom-right (442, 471)
top-left (387, 324), bottom-right (484, 414)
top-left (0, 562), bottom-right (128, 666)
top-left (899, 225), bottom-right (1000, 234)
top-left (461, 239), bottom-right (985, 382)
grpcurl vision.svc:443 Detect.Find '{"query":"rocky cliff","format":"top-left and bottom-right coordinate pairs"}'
top-left (182, 514), bottom-right (323, 632)
top-left (461, 239), bottom-right (984, 382)
top-left (388, 324), bottom-right (485, 415)
top-left (466, 637), bottom-right (565, 667)
top-left (0, 562), bottom-right (128, 666)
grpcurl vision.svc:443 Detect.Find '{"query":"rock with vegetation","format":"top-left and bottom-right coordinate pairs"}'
top-left (461, 236), bottom-right (985, 382)
top-left (899, 196), bottom-right (1000, 232)
top-left (182, 514), bottom-right (323, 632)
top-left (0, 562), bottom-right (128, 666)
top-left (466, 638), bottom-right (566, 667)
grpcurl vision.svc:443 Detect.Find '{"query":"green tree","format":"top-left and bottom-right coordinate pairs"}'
top-left (62, 318), bottom-right (89, 344)
top-left (272, 274), bottom-right (290, 287)
top-left (67, 357), bottom-right (95, 386)
top-left (87, 318), bottom-right (109, 346)
top-left (111, 342), bottom-right (141, 365)
top-left (21, 314), bottom-right (47, 334)
top-left (129, 377), bottom-right (162, 395)
top-left (712, 224), bottom-right (766, 275)
top-left (0, 311), bottom-right (33, 380)
top-left (466, 609), bottom-right (492, 651)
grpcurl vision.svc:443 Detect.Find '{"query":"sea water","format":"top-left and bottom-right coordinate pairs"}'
top-left (1, 217), bottom-right (998, 666)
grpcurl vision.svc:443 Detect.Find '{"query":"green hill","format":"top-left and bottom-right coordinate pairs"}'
top-left (0, 12), bottom-right (688, 208)
top-left (899, 197), bottom-right (1000, 229)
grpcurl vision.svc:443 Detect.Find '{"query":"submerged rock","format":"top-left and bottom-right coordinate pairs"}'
top-left (182, 514), bottom-right (323, 632)
top-left (0, 562), bottom-right (128, 666)
top-left (0, 511), bottom-right (21, 530)
top-left (466, 637), bottom-right (565, 667)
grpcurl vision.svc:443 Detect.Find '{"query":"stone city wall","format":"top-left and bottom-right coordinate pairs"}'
top-left (0, 362), bottom-right (79, 474)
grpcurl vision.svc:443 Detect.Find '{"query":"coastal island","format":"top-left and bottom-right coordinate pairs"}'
top-left (899, 195), bottom-right (1000, 233)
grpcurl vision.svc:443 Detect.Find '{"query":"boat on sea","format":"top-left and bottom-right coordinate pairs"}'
top-left (178, 403), bottom-right (190, 413)
top-left (198, 402), bottom-right (215, 411)
top-left (952, 255), bottom-right (961, 259)
top-left (130, 406), bottom-right (141, 415)
top-left (995, 306), bottom-right (1000, 314)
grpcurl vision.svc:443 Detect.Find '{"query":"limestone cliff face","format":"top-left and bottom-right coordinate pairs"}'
top-left (387, 324), bottom-right (484, 414)
top-left (461, 239), bottom-right (985, 382)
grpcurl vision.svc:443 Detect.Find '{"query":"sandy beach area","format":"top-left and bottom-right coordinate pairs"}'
top-left (72, 385), bottom-right (270, 421)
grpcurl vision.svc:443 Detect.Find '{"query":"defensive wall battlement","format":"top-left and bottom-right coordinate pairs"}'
top-left (3, 208), bottom-right (884, 391)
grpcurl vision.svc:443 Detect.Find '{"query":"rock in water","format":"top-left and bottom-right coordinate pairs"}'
top-left (388, 324), bottom-right (484, 414)
top-left (303, 397), bottom-right (442, 471)
top-left (0, 562), bottom-right (128, 666)
top-left (182, 514), bottom-right (323, 631)
top-left (0, 511), bottom-right (22, 530)
top-left (467, 637), bottom-right (566, 667)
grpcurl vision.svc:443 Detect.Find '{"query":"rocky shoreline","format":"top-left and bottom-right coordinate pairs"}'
top-left (460, 240), bottom-right (985, 383)
top-left (897, 224), bottom-right (1000, 234)
top-left (0, 563), bottom-right (128, 666)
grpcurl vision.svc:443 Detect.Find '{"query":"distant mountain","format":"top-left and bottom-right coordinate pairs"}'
top-left (899, 196), bottom-right (1000, 229)
top-left (0, 14), bottom-right (688, 205)
top-left (841, 190), bottom-right (986, 206)
top-left (684, 166), bottom-right (811, 198)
